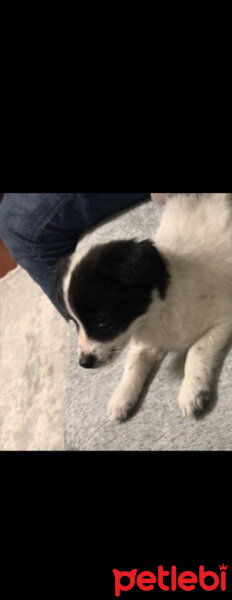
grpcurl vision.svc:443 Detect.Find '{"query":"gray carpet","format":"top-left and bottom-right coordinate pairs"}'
top-left (65, 198), bottom-right (232, 450)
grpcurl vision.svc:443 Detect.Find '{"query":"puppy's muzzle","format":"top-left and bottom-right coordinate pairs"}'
top-left (79, 353), bottom-right (97, 369)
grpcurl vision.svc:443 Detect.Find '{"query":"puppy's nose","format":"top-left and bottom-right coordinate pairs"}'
top-left (79, 353), bottom-right (96, 369)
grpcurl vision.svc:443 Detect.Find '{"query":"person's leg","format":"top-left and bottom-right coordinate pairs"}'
top-left (0, 193), bottom-right (149, 319)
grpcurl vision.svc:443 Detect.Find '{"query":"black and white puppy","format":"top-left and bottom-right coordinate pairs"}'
top-left (53, 193), bottom-right (232, 420)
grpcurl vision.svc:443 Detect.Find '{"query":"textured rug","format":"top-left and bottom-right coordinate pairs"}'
top-left (0, 266), bottom-right (69, 450)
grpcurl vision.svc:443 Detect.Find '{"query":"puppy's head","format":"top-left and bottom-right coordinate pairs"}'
top-left (53, 239), bottom-right (169, 368)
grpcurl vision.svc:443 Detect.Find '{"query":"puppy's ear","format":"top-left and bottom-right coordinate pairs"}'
top-left (114, 239), bottom-right (170, 299)
top-left (52, 256), bottom-right (71, 311)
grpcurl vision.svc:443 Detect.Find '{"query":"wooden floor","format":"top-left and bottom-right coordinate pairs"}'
top-left (0, 194), bottom-right (17, 278)
top-left (0, 239), bottom-right (17, 279)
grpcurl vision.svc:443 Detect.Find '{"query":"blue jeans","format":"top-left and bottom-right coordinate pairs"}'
top-left (0, 193), bottom-right (149, 318)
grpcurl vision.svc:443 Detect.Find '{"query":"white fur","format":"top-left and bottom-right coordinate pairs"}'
top-left (65, 194), bottom-right (232, 420)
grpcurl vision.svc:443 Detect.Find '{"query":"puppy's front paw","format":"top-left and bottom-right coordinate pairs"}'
top-left (178, 381), bottom-right (210, 418)
top-left (107, 387), bottom-right (138, 421)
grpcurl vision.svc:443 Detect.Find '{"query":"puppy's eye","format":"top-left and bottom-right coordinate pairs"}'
top-left (95, 313), bottom-right (111, 328)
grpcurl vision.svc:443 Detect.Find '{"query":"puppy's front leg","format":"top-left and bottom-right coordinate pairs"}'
top-left (178, 323), bottom-right (232, 418)
top-left (107, 342), bottom-right (161, 421)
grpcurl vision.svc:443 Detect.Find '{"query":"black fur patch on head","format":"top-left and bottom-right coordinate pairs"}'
top-left (68, 239), bottom-right (170, 341)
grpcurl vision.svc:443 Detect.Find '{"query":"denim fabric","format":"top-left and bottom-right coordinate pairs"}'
top-left (0, 193), bottom-right (149, 318)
